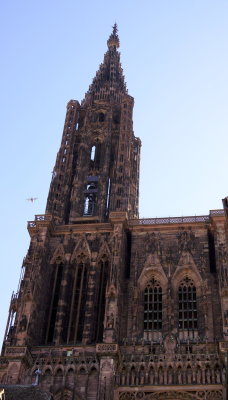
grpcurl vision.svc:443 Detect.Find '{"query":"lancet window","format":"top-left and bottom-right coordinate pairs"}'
top-left (90, 143), bottom-right (102, 169)
top-left (178, 276), bottom-right (197, 330)
top-left (94, 259), bottom-right (108, 342)
top-left (90, 145), bottom-right (96, 161)
top-left (144, 278), bottom-right (162, 331)
top-left (83, 177), bottom-right (98, 216)
top-left (67, 261), bottom-right (88, 343)
top-left (83, 194), bottom-right (96, 216)
top-left (46, 262), bottom-right (64, 343)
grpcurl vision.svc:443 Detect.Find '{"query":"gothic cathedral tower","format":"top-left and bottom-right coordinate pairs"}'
top-left (1, 26), bottom-right (228, 400)
top-left (46, 24), bottom-right (140, 225)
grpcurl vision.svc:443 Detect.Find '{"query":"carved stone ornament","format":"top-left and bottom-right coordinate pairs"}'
top-left (118, 390), bottom-right (223, 400)
top-left (177, 227), bottom-right (196, 254)
top-left (163, 334), bottom-right (177, 353)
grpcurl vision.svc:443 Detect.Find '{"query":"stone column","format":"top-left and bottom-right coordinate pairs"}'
top-left (96, 343), bottom-right (119, 400)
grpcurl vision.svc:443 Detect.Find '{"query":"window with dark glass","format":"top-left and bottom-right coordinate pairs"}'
top-left (144, 278), bottom-right (162, 331)
top-left (178, 277), bottom-right (197, 330)
top-left (98, 112), bottom-right (105, 122)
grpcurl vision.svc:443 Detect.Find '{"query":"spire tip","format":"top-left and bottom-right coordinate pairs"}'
top-left (107, 23), bottom-right (120, 49)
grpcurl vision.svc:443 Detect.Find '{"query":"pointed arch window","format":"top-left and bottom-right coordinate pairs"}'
top-left (178, 277), bottom-right (197, 330)
top-left (46, 262), bottom-right (64, 343)
top-left (94, 259), bottom-right (108, 342)
top-left (144, 278), bottom-right (162, 331)
top-left (67, 261), bottom-right (88, 343)
top-left (90, 145), bottom-right (96, 161)
top-left (98, 112), bottom-right (105, 122)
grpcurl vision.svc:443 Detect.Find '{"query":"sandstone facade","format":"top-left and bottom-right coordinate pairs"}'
top-left (1, 25), bottom-right (228, 400)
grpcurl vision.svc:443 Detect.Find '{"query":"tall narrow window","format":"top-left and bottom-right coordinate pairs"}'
top-left (95, 260), bottom-right (108, 342)
top-left (178, 277), bottom-right (197, 330)
top-left (83, 194), bottom-right (96, 216)
top-left (105, 179), bottom-right (111, 217)
top-left (90, 143), bottom-right (101, 169)
top-left (67, 262), bottom-right (88, 343)
top-left (144, 278), bottom-right (162, 331)
top-left (98, 112), bottom-right (105, 122)
top-left (46, 263), bottom-right (63, 343)
top-left (90, 146), bottom-right (96, 161)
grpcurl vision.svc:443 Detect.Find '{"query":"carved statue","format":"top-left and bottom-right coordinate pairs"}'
top-left (187, 368), bottom-right (192, 384)
top-left (206, 368), bottom-right (211, 384)
top-left (167, 369), bottom-right (172, 384)
top-left (215, 369), bottom-right (221, 384)
top-left (107, 313), bottom-right (114, 329)
top-left (19, 314), bottom-right (27, 332)
top-left (196, 368), bottom-right (201, 384)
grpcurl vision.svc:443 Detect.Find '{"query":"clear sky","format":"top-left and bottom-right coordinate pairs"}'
top-left (0, 0), bottom-right (228, 346)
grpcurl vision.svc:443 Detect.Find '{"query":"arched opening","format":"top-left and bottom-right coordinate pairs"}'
top-left (167, 366), bottom-right (173, 385)
top-left (90, 143), bottom-right (102, 169)
top-left (54, 368), bottom-right (63, 390)
top-left (158, 366), bottom-right (163, 384)
top-left (186, 365), bottom-right (192, 384)
top-left (149, 367), bottom-right (154, 384)
top-left (205, 365), bottom-right (211, 384)
top-left (196, 366), bottom-right (202, 384)
top-left (87, 368), bottom-right (98, 399)
top-left (76, 368), bottom-right (87, 395)
top-left (83, 194), bottom-right (96, 216)
top-left (90, 145), bottom-right (96, 161)
top-left (139, 366), bottom-right (145, 385)
top-left (130, 366), bottom-right (136, 386)
top-left (65, 368), bottom-right (74, 389)
top-left (98, 112), bottom-right (105, 122)
top-left (42, 369), bottom-right (52, 391)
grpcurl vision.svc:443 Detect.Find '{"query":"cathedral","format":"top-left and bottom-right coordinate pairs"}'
top-left (1, 25), bottom-right (228, 400)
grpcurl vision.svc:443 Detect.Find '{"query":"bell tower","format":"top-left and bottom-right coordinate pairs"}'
top-left (46, 24), bottom-right (141, 224)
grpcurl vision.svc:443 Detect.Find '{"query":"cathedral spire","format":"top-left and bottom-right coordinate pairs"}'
top-left (83, 24), bottom-right (127, 105)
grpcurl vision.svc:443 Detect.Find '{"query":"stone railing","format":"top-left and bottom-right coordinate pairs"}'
top-left (27, 214), bottom-right (52, 229)
top-left (4, 346), bottom-right (27, 356)
top-left (210, 209), bottom-right (225, 216)
top-left (96, 343), bottom-right (119, 356)
top-left (129, 210), bottom-right (224, 226)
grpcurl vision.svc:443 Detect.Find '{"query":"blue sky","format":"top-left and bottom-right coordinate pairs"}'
top-left (0, 0), bottom-right (228, 345)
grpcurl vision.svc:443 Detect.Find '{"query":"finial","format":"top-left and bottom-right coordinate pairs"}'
top-left (113, 23), bottom-right (118, 36)
top-left (107, 23), bottom-right (120, 49)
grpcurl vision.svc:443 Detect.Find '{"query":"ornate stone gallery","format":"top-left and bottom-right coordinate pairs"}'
top-left (1, 25), bottom-right (228, 400)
